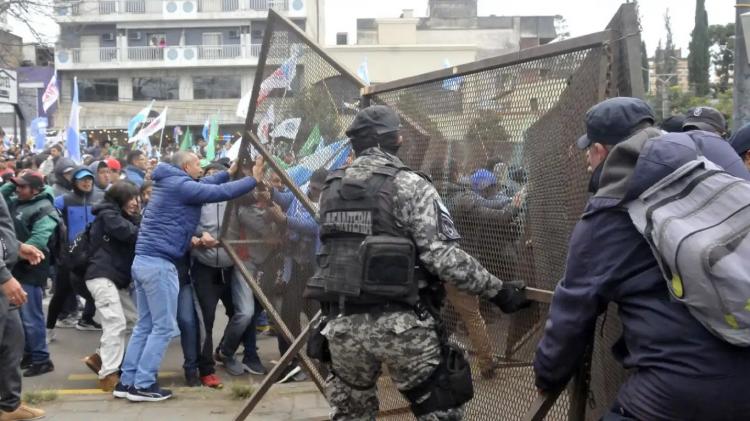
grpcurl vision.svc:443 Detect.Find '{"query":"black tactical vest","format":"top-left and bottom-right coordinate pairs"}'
top-left (304, 163), bottom-right (422, 306)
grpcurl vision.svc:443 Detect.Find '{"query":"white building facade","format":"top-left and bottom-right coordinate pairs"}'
top-left (53, 0), bottom-right (311, 138)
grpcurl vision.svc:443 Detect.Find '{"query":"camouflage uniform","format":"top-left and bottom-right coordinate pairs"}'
top-left (322, 147), bottom-right (504, 421)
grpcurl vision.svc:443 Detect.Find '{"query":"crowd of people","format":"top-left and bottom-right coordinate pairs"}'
top-left (0, 132), bottom-right (329, 419)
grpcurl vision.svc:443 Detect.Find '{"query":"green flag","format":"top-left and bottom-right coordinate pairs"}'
top-left (272, 156), bottom-right (290, 170)
top-left (298, 124), bottom-right (321, 157)
top-left (206, 116), bottom-right (218, 162)
top-left (180, 126), bottom-right (192, 151)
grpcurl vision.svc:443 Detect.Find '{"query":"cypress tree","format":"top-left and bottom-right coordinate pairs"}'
top-left (688, 0), bottom-right (710, 95)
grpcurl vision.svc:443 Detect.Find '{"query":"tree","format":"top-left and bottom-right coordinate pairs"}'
top-left (709, 23), bottom-right (735, 94)
top-left (688, 0), bottom-right (710, 95)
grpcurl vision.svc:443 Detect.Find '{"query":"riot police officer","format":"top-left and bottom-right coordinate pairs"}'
top-left (304, 105), bottom-right (528, 420)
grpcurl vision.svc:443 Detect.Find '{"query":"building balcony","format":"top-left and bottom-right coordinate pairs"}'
top-left (55, 44), bottom-right (263, 70)
top-left (54, 0), bottom-right (303, 22)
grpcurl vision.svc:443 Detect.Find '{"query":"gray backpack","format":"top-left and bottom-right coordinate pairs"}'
top-left (627, 157), bottom-right (750, 346)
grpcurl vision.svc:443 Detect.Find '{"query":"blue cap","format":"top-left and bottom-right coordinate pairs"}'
top-left (730, 122), bottom-right (750, 156)
top-left (470, 169), bottom-right (497, 192)
top-left (576, 97), bottom-right (656, 149)
top-left (72, 168), bottom-right (94, 180)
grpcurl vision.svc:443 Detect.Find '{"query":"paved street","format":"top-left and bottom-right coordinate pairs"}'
top-left (19, 299), bottom-right (331, 420)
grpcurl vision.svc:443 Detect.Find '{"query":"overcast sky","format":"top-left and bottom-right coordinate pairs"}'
top-left (324, 0), bottom-right (735, 57)
top-left (11, 0), bottom-right (736, 59)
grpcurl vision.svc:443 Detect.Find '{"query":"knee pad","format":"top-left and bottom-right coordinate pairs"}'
top-left (402, 344), bottom-right (474, 416)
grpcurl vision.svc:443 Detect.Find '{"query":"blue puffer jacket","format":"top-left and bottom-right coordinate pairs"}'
top-left (135, 162), bottom-right (256, 263)
top-left (124, 165), bottom-right (146, 187)
top-left (534, 130), bottom-right (750, 420)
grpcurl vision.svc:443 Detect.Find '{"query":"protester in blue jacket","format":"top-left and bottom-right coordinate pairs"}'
top-left (116, 151), bottom-right (261, 402)
top-left (534, 97), bottom-right (750, 421)
top-left (47, 167), bottom-right (102, 333)
top-left (123, 150), bottom-right (147, 188)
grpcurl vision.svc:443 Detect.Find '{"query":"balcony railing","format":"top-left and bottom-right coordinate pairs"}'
top-left (56, 44), bottom-right (262, 67)
top-left (58, 0), bottom-right (289, 16)
top-left (198, 44), bottom-right (242, 60)
top-left (128, 46), bottom-right (164, 61)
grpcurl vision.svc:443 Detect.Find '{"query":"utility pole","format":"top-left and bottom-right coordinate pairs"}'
top-left (734, 0), bottom-right (750, 131)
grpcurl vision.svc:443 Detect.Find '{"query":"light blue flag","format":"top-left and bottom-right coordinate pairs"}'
top-left (442, 59), bottom-right (463, 91)
top-left (202, 118), bottom-right (210, 140)
top-left (127, 100), bottom-right (154, 138)
top-left (66, 77), bottom-right (81, 163)
top-left (357, 57), bottom-right (370, 86)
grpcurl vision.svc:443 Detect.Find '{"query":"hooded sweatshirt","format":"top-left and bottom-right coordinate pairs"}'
top-left (54, 166), bottom-right (103, 243)
top-left (85, 200), bottom-right (139, 288)
top-left (52, 157), bottom-right (76, 198)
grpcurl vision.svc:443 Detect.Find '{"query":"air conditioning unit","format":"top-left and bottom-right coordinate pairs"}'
top-left (163, 0), bottom-right (197, 18)
top-left (102, 33), bottom-right (115, 42)
top-left (182, 46), bottom-right (198, 62)
top-left (128, 31), bottom-right (142, 41)
top-left (164, 46), bottom-right (182, 63)
top-left (228, 30), bottom-right (240, 40)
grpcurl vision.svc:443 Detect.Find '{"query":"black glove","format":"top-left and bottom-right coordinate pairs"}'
top-left (490, 281), bottom-right (531, 313)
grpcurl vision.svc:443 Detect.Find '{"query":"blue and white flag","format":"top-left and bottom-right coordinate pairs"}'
top-left (286, 139), bottom-right (351, 186)
top-left (30, 117), bottom-right (48, 152)
top-left (202, 118), bottom-right (210, 140)
top-left (270, 117), bottom-right (301, 140)
top-left (357, 57), bottom-right (370, 86)
top-left (127, 100), bottom-right (154, 139)
top-left (66, 77), bottom-right (82, 163)
top-left (442, 59), bottom-right (463, 92)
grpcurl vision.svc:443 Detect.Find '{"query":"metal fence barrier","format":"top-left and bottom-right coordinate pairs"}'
top-left (223, 4), bottom-right (643, 420)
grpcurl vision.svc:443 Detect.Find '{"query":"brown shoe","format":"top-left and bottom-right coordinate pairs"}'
top-left (83, 353), bottom-right (101, 375)
top-left (99, 373), bottom-right (119, 392)
top-left (0, 404), bottom-right (45, 420)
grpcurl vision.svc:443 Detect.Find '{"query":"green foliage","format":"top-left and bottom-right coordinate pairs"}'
top-left (23, 390), bottom-right (58, 405)
top-left (688, 0), bottom-right (710, 95)
top-left (229, 383), bottom-right (255, 400)
top-left (648, 87), bottom-right (734, 128)
top-left (709, 23), bottom-right (735, 94)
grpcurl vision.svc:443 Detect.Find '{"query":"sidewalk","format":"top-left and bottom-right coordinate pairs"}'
top-left (32, 382), bottom-right (330, 421)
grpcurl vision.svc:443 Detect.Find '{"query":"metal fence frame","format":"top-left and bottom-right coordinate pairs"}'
top-left (223, 4), bottom-right (643, 420)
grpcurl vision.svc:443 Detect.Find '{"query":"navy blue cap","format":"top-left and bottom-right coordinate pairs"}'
top-left (730, 122), bottom-right (750, 156)
top-left (683, 106), bottom-right (727, 135)
top-left (576, 97), bottom-right (656, 149)
top-left (345, 105), bottom-right (401, 138)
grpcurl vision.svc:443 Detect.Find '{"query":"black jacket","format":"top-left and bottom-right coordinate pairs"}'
top-left (84, 201), bottom-right (140, 289)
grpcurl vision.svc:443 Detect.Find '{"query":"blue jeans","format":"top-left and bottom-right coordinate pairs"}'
top-left (177, 282), bottom-right (200, 372)
top-left (120, 255), bottom-right (180, 389)
top-left (18, 284), bottom-right (49, 363)
top-left (219, 268), bottom-right (255, 356)
top-left (241, 297), bottom-right (262, 360)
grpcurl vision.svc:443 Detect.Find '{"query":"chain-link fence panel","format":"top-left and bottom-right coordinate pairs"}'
top-left (221, 9), bottom-right (364, 400)
top-left (363, 33), bottom-right (613, 420)
top-left (227, 4), bottom-right (643, 420)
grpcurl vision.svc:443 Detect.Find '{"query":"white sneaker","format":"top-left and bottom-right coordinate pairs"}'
top-left (276, 366), bottom-right (302, 384)
top-left (46, 329), bottom-right (56, 344)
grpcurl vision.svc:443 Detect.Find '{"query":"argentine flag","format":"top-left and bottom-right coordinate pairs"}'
top-left (66, 77), bottom-right (82, 163)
